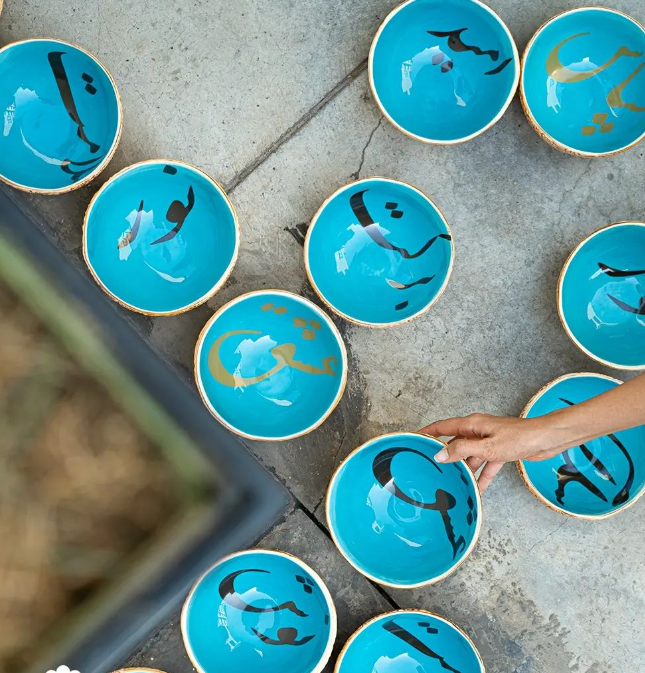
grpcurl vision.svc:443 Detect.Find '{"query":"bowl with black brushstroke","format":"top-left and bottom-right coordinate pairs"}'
top-left (518, 372), bottom-right (645, 519)
top-left (305, 177), bottom-right (454, 327)
top-left (369, 0), bottom-right (519, 143)
top-left (181, 549), bottom-right (336, 673)
top-left (0, 38), bottom-right (121, 193)
top-left (83, 159), bottom-right (238, 315)
top-left (558, 221), bottom-right (645, 370)
top-left (326, 432), bottom-right (482, 588)
top-left (335, 610), bottom-right (484, 673)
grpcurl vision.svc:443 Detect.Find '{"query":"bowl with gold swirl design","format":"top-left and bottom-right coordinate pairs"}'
top-left (194, 290), bottom-right (347, 440)
top-left (326, 432), bottom-right (481, 588)
top-left (521, 7), bottom-right (645, 157)
top-left (0, 38), bottom-right (121, 193)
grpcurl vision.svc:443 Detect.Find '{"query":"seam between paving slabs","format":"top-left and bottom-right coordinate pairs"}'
top-left (297, 503), bottom-right (401, 611)
top-left (225, 59), bottom-right (368, 193)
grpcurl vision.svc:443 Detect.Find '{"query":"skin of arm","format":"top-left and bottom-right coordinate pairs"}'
top-left (420, 372), bottom-right (645, 493)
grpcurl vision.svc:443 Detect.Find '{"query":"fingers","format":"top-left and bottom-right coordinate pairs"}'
top-left (466, 456), bottom-right (485, 473)
top-left (477, 461), bottom-right (504, 493)
top-left (419, 418), bottom-right (469, 439)
top-left (420, 414), bottom-right (489, 442)
top-left (434, 438), bottom-right (486, 464)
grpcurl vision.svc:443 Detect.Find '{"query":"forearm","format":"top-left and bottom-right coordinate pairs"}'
top-left (538, 372), bottom-right (645, 453)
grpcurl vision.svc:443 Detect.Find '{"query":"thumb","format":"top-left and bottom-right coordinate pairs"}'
top-left (434, 438), bottom-right (487, 464)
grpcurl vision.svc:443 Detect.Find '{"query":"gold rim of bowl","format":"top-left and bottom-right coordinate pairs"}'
top-left (303, 176), bottom-right (455, 328)
top-left (368, 0), bottom-right (520, 145)
top-left (334, 609), bottom-right (486, 673)
top-left (82, 158), bottom-right (240, 316)
top-left (325, 431), bottom-right (483, 589)
top-left (113, 669), bottom-right (171, 673)
top-left (516, 371), bottom-right (645, 520)
top-left (557, 220), bottom-right (645, 370)
top-left (519, 6), bottom-right (645, 158)
top-left (181, 548), bottom-right (338, 673)
top-left (193, 288), bottom-right (348, 441)
top-left (0, 37), bottom-right (123, 194)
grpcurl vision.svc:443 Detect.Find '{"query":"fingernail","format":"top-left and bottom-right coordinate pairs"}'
top-left (434, 449), bottom-right (449, 463)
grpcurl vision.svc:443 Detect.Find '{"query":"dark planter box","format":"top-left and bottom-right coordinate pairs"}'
top-left (0, 187), bottom-right (291, 673)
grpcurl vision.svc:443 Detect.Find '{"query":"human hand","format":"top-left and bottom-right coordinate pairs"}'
top-left (419, 414), bottom-right (564, 493)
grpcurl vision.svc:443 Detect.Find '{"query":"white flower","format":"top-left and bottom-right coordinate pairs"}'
top-left (46, 666), bottom-right (80, 673)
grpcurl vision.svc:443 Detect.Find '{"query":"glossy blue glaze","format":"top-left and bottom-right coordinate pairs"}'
top-left (520, 374), bottom-right (645, 518)
top-left (0, 39), bottom-right (121, 192)
top-left (337, 611), bottom-right (484, 673)
top-left (84, 161), bottom-right (238, 314)
top-left (306, 179), bottom-right (453, 326)
top-left (522, 8), bottom-right (645, 155)
top-left (559, 222), bottom-right (645, 369)
top-left (370, 0), bottom-right (518, 143)
top-left (195, 290), bottom-right (346, 440)
top-left (182, 550), bottom-right (336, 673)
top-left (327, 433), bottom-right (481, 587)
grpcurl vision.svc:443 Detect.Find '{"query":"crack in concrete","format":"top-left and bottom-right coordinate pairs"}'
top-left (351, 115), bottom-right (384, 181)
top-left (528, 519), bottom-right (567, 553)
top-left (227, 59), bottom-right (368, 193)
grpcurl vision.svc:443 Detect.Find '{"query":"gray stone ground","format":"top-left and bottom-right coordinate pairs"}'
top-left (2, 0), bottom-right (645, 671)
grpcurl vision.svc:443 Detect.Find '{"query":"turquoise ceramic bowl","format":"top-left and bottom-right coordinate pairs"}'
top-left (326, 433), bottom-right (481, 588)
top-left (335, 611), bottom-right (484, 673)
top-left (181, 550), bottom-right (336, 673)
top-left (195, 290), bottom-right (347, 440)
top-left (518, 373), bottom-right (645, 519)
top-left (305, 178), bottom-right (454, 327)
top-left (369, 0), bottom-right (519, 143)
top-left (84, 160), bottom-right (238, 315)
top-left (558, 222), bottom-right (645, 370)
top-left (0, 38), bottom-right (121, 193)
top-left (522, 8), bottom-right (645, 157)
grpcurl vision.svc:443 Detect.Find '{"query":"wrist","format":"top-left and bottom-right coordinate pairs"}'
top-left (535, 405), bottom-right (592, 454)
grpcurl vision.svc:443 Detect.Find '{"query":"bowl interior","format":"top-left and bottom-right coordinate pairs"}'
top-left (328, 434), bottom-right (480, 586)
top-left (306, 179), bottom-right (453, 325)
top-left (183, 551), bottom-right (334, 673)
top-left (0, 39), bottom-right (120, 191)
top-left (560, 223), bottom-right (645, 368)
top-left (85, 161), bottom-right (237, 314)
top-left (337, 612), bottom-right (483, 673)
top-left (371, 0), bottom-right (517, 142)
top-left (196, 291), bottom-right (345, 439)
top-left (523, 8), bottom-right (645, 155)
top-left (521, 374), bottom-right (645, 517)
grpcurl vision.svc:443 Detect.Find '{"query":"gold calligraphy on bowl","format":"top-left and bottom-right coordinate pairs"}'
top-left (546, 32), bottom-right (645, 135)
top-left (207, 301), bottom-right (338, 388)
